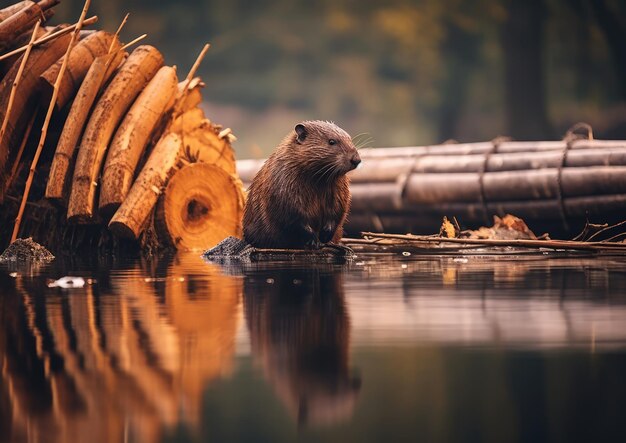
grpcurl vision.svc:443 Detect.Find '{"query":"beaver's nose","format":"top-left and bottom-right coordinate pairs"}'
top-left (350, 153), bottom-right (361, 168)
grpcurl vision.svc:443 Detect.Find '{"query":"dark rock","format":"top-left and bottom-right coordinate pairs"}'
top-left (0, 238), bottom-right (55, 263)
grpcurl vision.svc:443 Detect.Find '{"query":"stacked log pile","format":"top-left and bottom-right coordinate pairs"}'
top-left (0, 0), bottom-right (244, 252)
top-left (238, 136), bottom-right (626, 237)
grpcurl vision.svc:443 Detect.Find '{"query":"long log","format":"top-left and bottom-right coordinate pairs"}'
top-left (0, 0), bottom-right (58, 52)
top-left (99, 65), bottom-right (178, 218)
top-left (0, 1), bottom-right (34, 22)
top-left (403, 166), bottom-right (626, 204)
top-left (0, 26), bottom-right (72, 201)
top-left (154, 162), bottom-right (244, 250)
top-left (45, 50), bottom-right (127, 204)
top-left (39, 30), bottom-right (121, 109)
top-left (108, 132), bottom-right (182, 239)
top-left (0, 16), bottom-right (98, 63)
top-left (68, 45), bottom-right (164, 223)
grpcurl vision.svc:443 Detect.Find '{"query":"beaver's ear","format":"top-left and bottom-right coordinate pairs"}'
top-left (295, 123), bottom-right (307, 144)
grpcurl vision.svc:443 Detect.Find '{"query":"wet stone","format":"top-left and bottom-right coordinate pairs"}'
top-left (0, 238), bottom-right (55, 263)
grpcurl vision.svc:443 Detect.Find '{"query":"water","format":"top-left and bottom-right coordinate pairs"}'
top-left (1, 252), bottom-right (626, 443)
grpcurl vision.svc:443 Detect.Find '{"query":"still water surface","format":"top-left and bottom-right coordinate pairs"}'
top-left (1, 252), bottom-right (625, 442)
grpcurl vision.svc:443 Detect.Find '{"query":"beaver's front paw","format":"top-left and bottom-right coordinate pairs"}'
top-left (319, 221), bottom-right (336, 244)
top-left (302, 224), bottom-right (321, 249)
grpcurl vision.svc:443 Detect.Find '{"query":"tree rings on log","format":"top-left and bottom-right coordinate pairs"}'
top-left (154, 163), bottom-right (244, 251)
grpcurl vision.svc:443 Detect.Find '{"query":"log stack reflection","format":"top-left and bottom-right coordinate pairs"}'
top-left (0, 255), bottom-right (241, 443)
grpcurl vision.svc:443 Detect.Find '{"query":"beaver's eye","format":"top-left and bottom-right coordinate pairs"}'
top-left (329, 139), bottom-right (337, 146)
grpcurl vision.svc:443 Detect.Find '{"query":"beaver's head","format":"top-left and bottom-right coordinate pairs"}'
top-left (290, 120), bottom-right (361, 180)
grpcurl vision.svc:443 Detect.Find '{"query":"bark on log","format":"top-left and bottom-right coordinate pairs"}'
top-left (68, 45), bottom-right (164, 223)
top-left (0, 27), bottom-right (71, 201)
top-left (154, 162), bottom-right (244, 250)
top-left (350, 182), bottom-right (405, 212)
top-left (0, 0), bottom-right (58, 52)
top-left (108, 132), bottom-right (182, 239)
top-left (45, 51), bottom-right (127, 204)
top-left (0, 1), bottom-right (34, 22)
top-left (0, 17), bottom-right (46, 74)
top-left (39, 31), bottom-right (121, 110)
top-left (99, 65), bottom-right (178, 219)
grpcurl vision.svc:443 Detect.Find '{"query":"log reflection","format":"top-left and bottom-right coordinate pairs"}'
top-left (0, 254), bottom-right (241, 443)
top-left (243, 265), bottom-right (361, 428)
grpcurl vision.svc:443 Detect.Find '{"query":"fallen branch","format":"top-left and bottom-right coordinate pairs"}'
top-left (360, 231), bottom-right (626, 252)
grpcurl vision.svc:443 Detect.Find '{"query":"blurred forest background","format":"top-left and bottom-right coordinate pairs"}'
top-left (50, 0), bottom-right (626, 158)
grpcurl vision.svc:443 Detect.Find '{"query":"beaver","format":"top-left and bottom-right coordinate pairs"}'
top-left (243, 121), bottom-right (361, 249)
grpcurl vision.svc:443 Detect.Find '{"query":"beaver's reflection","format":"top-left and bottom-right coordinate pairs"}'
top-left (243, 266), bottom-right (361, 427)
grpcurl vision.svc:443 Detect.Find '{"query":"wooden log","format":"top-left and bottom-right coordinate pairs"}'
top-left (154, 163), bottom-right (244, 250)
top-left (0, 17), bottom-right (46, 74)
top-left (350, 182), bottom-right (404, 212)
top-left (39, 31), bottom-right (121, 110)
top-left (11, 0), bottom-right (93, 243)
top-left (346, 212), bottom-right (443, 235)
top-left (99, 65), bottom-right (178, 219)
top-left (348, 157), bottom-right (414, 183)
top-left (0, 26), bottom-right (71, 201)
top-left (0, 16), bottom-right (98, 63)
top-left (357, 139), bottom-right (624, 159)
top-left (175, 117), bottom-right (238, 176)
top-left (45, 50), bottom-right (127, 204)
top-left (0, 1), bottom-right (34, 22)
top-left (402, 166), bottom-right (626, 206)
top-left (108, 132), bottom-right (182, 239)
top-left (404, 173), bottom-right (480, 204)
top-left (0, 0), bottom-right (58, 52)
top-left (68, 45), bottom-right (164, 223)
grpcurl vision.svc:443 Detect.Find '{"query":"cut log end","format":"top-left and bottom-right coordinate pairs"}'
top-left (154, 162), bottom-right (244, 250)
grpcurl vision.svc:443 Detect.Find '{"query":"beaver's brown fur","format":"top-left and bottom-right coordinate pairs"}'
top-left (243, 121), bottom-right (361, 249)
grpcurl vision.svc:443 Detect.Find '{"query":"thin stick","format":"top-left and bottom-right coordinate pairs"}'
top-left (0, 16), bottom-right (98, 61)
top-left (7, 111), bottom-right (36, 188)
top-left (0, 20), bottom-right (40, 145)
top-left (120, 33), bottom-right (146, 51)
top-left (11, 0), bottom-right (92, 243)
top-left (101, 14), bottom-right (135, 76)
top-left (361, 231), bottom-right (626, 251)
top-left (108, 12), bottom-right (129, 53)
top-left (173, 43), bottom-right (209, 111)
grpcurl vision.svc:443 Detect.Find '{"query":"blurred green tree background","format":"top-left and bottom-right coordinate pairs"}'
top-left (52, 0), bottom-right (626, 158)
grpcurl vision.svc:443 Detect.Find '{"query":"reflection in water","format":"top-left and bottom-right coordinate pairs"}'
top-left (0, 255), bottom-right (241, 443)
top-left (1, 253), bottom-right (625, 442)
top-left (242, 265), bottom-right (361, 428)
top-left (347, 255), bottom-right (626, 348)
